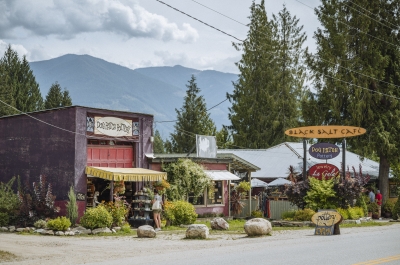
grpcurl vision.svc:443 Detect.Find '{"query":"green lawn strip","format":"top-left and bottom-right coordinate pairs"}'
top-left (0, 250), bottom-right (18, 262)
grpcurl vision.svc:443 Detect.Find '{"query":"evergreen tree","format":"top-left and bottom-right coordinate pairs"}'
top-left (44, 82), bottom-right (72, 109)
top-left (0, 45), bottom-right (43, 115)
top-left (216, 127), bottom-right (233, 149)
top-left (227, 2), bottom-right (307, 148)
top-left (168, 75), bottom-right (216, 153)
top-left (153, 130), bottom-right (165, 154)
top-left (304, 0), bottom-right (400, 203)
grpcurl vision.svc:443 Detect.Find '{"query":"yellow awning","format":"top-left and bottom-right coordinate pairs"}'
top-left (85, 167), bottom-right (167, 182)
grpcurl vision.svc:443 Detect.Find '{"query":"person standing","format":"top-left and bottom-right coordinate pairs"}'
top-left (375, 190), bottom-right (383, 218)
top-left (152, 190), bottom-right (163, 231)
top-left (368, 188), bottom-right (375, 203)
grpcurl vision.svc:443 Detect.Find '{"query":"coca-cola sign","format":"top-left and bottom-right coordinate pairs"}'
top-left (309, 143), bottom-right (340, 160)
top-left (308, 163), bottom-right (340, 180)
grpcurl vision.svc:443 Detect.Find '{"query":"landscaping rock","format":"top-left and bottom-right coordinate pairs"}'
top-left (55, 231), bottom-right (65, 236)
top-left (41, 229), bottom-right (54, 235)
top-left (92, 227), bottom-right (112, 234)
top-left (16, 228), bottom-right (29, 233)
top-left (8, 226), bottom-right (15, 232)
top-left (185, 224), bottom-right (209, 239)
top-left (244, 218), bottom-right (272, 236)
top-left (72, 226), bottom-right (92, 235)
top-left (113, 227), bottom-right (121, 232)
top-left (210, 217), bottom-right (229, 230)
top-left (35, 229), bottom-right (45, 234)
top-left (64, 231), bottom-right (75, 236)
top-left (1, 227), bottom-right (8, 232)
top-left (137, 225), bottom-right (156, 238)
top-left (111, 229), bottom-right (116, 233)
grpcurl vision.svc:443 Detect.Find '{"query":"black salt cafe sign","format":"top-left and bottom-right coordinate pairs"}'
top-left (284, 125), bottom-right (366, 138)
top-left (309, 143), bottom-right (340, 160)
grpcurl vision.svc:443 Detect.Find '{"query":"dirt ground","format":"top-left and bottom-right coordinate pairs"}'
top-left (0, 225), bottom-right (398, 265)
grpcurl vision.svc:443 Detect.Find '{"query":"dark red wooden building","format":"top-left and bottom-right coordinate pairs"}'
top-left (0, 106), bottom-right (156, 217)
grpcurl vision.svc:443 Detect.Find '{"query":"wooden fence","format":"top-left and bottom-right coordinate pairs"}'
top-left (232, 198), bottom-right (258, 218)
top-left (269, 200), bottom-right (298, 220)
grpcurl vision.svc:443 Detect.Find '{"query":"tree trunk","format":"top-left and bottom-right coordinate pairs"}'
top-left (379, 155), bottom-right (390, 205)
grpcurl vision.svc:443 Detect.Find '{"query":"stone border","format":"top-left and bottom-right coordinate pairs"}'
top-left (0, 226), bottom-right (121, 236)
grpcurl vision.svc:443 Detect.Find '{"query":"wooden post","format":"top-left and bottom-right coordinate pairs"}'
top-left (249, 171), bottom-right (252, 217)
top-left (228, 180), bottom-right (231, 217)
top-left (303, 138), bottom-right (307, 181)
top-left (342, 139), bottom-right (346, 180)
top-left (110, 177), bottom-right (114, 202)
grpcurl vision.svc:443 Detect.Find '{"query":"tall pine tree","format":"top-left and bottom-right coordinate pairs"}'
top-left (168, 75), bottom-right (216, 153)
top-left (44, 82), bottom-right (72, 109)
top-left (0, 45), bottom-right (43, 115)
top-left (304, 0), bottom-right (400, 203)
top-left (153, 130), bottom-right (166, 154)
top-left (228, 2), bottom-right (307, 148)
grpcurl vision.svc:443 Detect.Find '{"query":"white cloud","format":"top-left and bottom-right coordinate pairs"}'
top-left (0, 0), bottom-right (198, 42)
top-left (0, 40), bottom-right (28, 58)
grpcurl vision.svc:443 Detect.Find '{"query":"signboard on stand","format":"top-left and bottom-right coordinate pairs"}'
top-left (308, 163), bottom-right (340, 180)
top-left (311, 210), bottom-right (342, 236)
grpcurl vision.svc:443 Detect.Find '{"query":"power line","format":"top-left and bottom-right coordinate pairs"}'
top-left (155, 0), bottom-right (243, 41)
top-left (155, 98), bottom-right (228, 123)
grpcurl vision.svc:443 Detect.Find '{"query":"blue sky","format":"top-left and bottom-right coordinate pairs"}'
top-left (0, 0), bottom-right (321, 73)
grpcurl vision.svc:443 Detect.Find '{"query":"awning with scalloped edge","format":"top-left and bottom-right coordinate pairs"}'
top-left (85, 167), bottom-right (167, 182)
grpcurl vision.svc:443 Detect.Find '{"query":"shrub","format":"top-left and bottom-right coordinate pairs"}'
top-left (100, 196), bottom-right (129, 227)
top-left (382, 200), bottom-right (395, 214)
top-left (393, 191), bottom-right (400, 220)
top-left (348, 207), bottom-right (364, 219)
top-left (251, 210), bottom-right (264, 218)
top-left (34, 219), bottom-right (48, 229)
top-left (355, 194), bottom-right (368, 217)
top-left (304, 177), bottom-right (337, 211)
top-left (293, 208), bottom-right (315, 221)
top-left (120, 223), bottom-right (132, 233)
top-left (0, 212), bottom-right (9, 227)
top-left (80, 205), bottom-right (113, 229)
top-left (66, 186), bottom-right (78, 226)
top-left (47, 216), bottom-right (71, 231)
top-left (282, 210), bottom-right (296, 220)
top-left (163, 200), bottom-right (197, 226)
top-left (367, 202), bottom-right (379, 215)
top-left (285, 179), bottom-right (310, 209)
top-left (237, 181), bottom-right (251, 193)
top-left (0, 176), bottom-right (20, 226)
top-left (336, 208), bottom-right (349, 220)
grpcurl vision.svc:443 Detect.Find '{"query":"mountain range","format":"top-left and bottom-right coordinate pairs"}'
top-left (29, 54), bottom-right (238, 138)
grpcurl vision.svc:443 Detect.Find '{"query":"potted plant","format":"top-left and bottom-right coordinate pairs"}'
top-left (236, 181), bottom-right (251, 194)
top-left (382, 200), bottom-right (394, 218)
top-left (153, 179), bottom-right (170, 191)
top-left (368, 202), bottom-right (379, 219)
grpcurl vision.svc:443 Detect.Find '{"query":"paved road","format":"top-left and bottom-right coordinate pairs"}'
top-left (83, 224), bottom-right (400, 265)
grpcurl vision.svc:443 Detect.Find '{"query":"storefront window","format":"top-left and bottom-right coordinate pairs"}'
top-left (188, 192), bottom-right (205, 205)
top-left (207, 181), bottom-right (223, 205)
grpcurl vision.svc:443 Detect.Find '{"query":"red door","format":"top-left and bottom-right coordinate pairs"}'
top-left (87, 146), bottom-right (133, 168)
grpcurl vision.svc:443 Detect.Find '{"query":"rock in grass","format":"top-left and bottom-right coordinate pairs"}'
top-left (244, 218), bottom-right (272, 236)
top-left (137, 225), bottom-right (156, 238)
top-left (185, 224), bottom-right (209, 239)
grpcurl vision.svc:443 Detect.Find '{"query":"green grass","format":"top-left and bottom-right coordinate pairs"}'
top-left (0, 250), bottom-right (18, 262)
top-left (340, 221), bottom-right (393, 228)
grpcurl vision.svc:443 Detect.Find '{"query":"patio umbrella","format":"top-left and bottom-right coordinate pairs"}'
top-left (251, 178), bottom-right (268, 188)
top-left (268, 177), bottom-right (291, 186)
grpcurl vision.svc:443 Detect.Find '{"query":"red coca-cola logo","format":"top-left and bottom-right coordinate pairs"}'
top-left (308, 163), bottom-right (340, 180)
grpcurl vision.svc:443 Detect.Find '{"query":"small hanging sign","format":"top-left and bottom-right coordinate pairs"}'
top-left (309, 143), bottom-right (340, 160)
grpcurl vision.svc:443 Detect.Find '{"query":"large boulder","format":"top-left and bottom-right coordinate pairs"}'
top-left (137, 225), bottom-right (156, 238)
top-left (185, 224), bottom-right (209, 239)
top-left (244, 218), bottom-right (272, 236)
top-left (1, 227), bottom-right (9, 232)
top-left (210, 217), bottom-right (229, 230)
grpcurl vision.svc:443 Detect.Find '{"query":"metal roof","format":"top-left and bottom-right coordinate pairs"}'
top-left (218, 142), bottom-right (381, 180)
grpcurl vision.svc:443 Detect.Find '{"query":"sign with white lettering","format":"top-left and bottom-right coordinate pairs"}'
top-left (284, 125), bottom-right (366, 138)
top-left (308, 163), bottom-right (340, 180)
top-left (94, 117), bottom-right (132, 137)
top-left (309, 143), bottom-right (340, 160)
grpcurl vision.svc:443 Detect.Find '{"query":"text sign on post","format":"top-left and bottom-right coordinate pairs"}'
top-left (308, 163), bottom-right (340, 180)
top-left (284, 125), bottom-right (366, 138)
top-left (311, 210), bottom-right (342, 236)
top-left (309, 143), bottom-right (340, 160)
